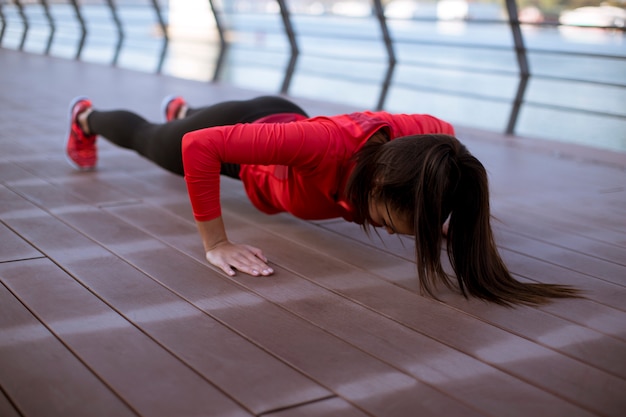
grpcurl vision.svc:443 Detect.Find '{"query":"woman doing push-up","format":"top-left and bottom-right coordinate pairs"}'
top-left (65, 95), bottom-right (580, 306)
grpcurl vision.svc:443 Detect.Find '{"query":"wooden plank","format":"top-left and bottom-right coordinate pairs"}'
top-left (0, 185), bottom-right (332, 416)
top-left (94, 170), bottom-right (189, 203)
top-left (464, 140), bottom-right (626, 238)
top-left (492, 189), bottom-right (626, 235)
top-left (7, 169), bottom-right (140, 209)
top-left (496, 203), bottom-right (626, 251)
top-left (497, 248), bottom-right (626, 311)
top-left (0, 389), bottom-right (20, 417)
top-left (504, 199), bottom-right (626, 239)
top-left (433, 290), bottom-right (626, 378)
top-left (492, 200), bottom-right (626, 256)
top-left (0, 221), bottom-right (42, 262)
top-left (264, 398), bottom-right (370, 417)
top-left (495, 229), bottom-right (625, 287)
top-left (465, 135), bottom-right (625, 197)
top-left (0, 160), bottom-right (37, 184)
top-left (0, 280), bottom-right (136, 417)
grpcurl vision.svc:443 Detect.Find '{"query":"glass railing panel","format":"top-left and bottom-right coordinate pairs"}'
top-left (76, 1), bottom-right (121, 65)
top-left (1, 2), bottom-right (26, 50)
top-left (112, 0), bottom-right (167, 73)
top-left (46, 3), bottom-right (83, 60)
top-left (214, 1), bottom-right (290, 92)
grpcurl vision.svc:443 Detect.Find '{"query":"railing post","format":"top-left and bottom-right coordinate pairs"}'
top-left (505, 0), bottom-right (530, 135)
top-left (39, 0), bottom-right (56, 54)
top-left (14, 0), bottom-right (28, 51)
top-left (0, 1), bottom-right (5, 45)
top-left (150, 0), bottom-right (168, 73)
top-left (68, 0), bottom-right (86, 59)
top-left (276, 0), bottom-right (298, 94)
top-left (0, 0), bottom-right (6, 45)
top-left (104, 0), bottom-right (124, 66)
top-left (372, 0), bottom-right (396, 110)
top-left (207, 0), bottom-right (228, 82)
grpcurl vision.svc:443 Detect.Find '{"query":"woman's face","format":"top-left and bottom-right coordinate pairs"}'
top-left (368, 199), bottom-right (414, 235)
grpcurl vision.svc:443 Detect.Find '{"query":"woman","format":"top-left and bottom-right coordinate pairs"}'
top-left (66, 95), bottom-right (580, 306)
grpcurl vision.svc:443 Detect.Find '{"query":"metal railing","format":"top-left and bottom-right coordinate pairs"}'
top-left (1, 0), bottom-right (624, 150)
top-left (0, 0), bottom-right (170, 70)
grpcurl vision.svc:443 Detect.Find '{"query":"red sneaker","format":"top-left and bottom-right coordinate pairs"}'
top-left (161, 95), bottom-right (187, 122)
top-left (66, 96), bottom-right (97, 170)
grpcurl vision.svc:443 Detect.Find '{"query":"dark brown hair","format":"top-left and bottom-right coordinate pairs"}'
top-left (345, 133), bottom-right (581, 306)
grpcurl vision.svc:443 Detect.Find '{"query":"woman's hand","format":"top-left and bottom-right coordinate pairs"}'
top-left (195, 216), bottom-right (273, 277)
top-left (206, 241), bottom-right (274, 277)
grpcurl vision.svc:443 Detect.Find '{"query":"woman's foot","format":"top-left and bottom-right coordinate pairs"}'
top-left (66, 97), bottom-right (98, 170)
top-left (161, 95), bottom-right (187, 122)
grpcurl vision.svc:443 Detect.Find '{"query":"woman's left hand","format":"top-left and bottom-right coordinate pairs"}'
top-left (205, 240), bottom-right (274, 277)
top-left (195, 216), bottom-right (274, 277)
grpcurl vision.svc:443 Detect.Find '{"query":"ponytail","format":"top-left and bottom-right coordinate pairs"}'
top-left (346, 133), bottom-right (581, 306)
top-left (446, 150), bottom-right (581, 306)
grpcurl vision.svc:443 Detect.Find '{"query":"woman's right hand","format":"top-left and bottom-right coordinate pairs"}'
top-left (205, 241), bottom-right (274, 277)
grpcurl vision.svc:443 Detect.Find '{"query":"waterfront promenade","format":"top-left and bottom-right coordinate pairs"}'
top-left (1, 49), bottom-right (625, 417)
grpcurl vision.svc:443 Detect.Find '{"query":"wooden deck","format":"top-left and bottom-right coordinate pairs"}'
top-left (1, 49), bottom-right (625, 417)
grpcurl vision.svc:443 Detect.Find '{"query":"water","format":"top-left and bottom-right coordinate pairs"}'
top-left (2, 3), bottom-right (625, 152)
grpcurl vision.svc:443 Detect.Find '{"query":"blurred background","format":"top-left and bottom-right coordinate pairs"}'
top-left (1, 0), bottom-right (624, 151)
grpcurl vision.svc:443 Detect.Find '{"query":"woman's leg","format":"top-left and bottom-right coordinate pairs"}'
top-left (87, 96), bottom-right (309, 176)
top-left (184, 95), bottom-right (308, 124)
top-left (87, 109), bottom-right (188, 175)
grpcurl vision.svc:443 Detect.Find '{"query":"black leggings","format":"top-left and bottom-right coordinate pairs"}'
top-left (87, 96), bottom-right (309, 176)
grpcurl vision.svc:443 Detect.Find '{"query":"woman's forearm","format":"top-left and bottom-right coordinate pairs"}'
top-left (195, 216), bottom-right (229, 252)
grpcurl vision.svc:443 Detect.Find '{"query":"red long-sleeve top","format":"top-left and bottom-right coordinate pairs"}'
top-left (182, 111), bottom-right (454, 222)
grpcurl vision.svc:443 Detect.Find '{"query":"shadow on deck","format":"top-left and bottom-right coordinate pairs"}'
top-left (1, 49), bottom-right (625, 417)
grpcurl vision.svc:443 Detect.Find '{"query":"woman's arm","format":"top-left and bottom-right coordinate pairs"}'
top-left (182, 121), bottom-right (333, 221)
top-left (182, 120), bottom-right (333, 276)
top-left (196, 216), bottom-right (273, 277)
top-left (370, 111), bottom-right (455, 137)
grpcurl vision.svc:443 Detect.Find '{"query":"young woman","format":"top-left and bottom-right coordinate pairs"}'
top-left (66, 95), bottom-right (580, 306)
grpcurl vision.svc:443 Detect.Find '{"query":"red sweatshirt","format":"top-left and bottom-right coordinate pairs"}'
top-left (182, 111), bottom-right (454, 222)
